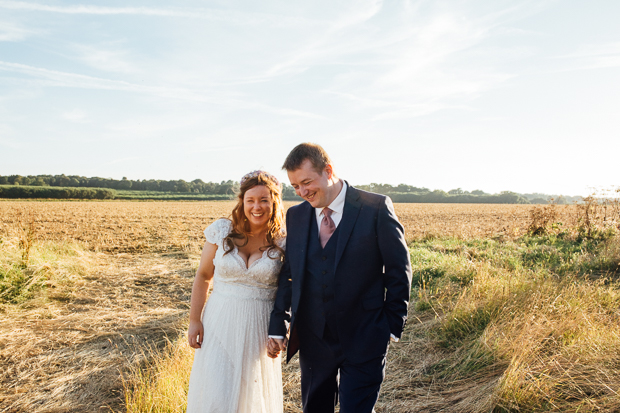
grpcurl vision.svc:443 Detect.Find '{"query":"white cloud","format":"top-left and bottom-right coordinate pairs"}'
top-left (269, 2), bottom-right (525, 120)
top-left (61, 108), bottom-right (88, 123)
top-left (0, 60), bottom-right (147, 90)
top-left (0, 1), bottom-right (324, 27)
top-left (554, 42), bottom-right (620, 71)
top-left (264, 0), bottom-right (385, 77)
top-left (72, 44), bottom-right (139, 74)
top-left (559, 42), bottom-right (620, 59)
top-left (0, 1), bottom-right (193, 16)
top-left (0, 60), bottom-right (323, 118)
top-left (0, 20), bottom-right (37, 41)
top-left (103, 115), bottom-right (202, 140)
top-left (330, 0), bottom-right (383, 30)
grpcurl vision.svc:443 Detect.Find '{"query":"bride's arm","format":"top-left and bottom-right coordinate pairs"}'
top-left (187, 241), bottom-right (217, 349)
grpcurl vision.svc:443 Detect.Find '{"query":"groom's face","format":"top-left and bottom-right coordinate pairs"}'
top-left (288, 159), bottom-right (335, 208)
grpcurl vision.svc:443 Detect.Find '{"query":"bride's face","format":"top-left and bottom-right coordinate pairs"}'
top-left (243, 185), bottom-right (273, 231)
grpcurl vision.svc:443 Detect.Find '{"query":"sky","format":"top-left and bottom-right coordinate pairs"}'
top-left (0, 0), bottom-right (619, 196)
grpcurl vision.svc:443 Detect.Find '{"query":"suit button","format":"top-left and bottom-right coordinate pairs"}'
top-left (322, 284), bottom-right (327, 289)
top-left (322, 270), bottom-right (327, 275)
top-left (321, 312), bottom-right (325, 316)
top-left (323, 297), bottom-right (329, 303)
top-left (322, 256), bottom-right (327, 261)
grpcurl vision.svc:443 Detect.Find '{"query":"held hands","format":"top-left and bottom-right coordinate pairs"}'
top-left (266, 337), bottom-right (288, 359)
top-left (188, 320), bottom-right (204, 349)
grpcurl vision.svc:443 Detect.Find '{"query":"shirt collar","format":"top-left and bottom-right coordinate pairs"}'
top-left (316, 180), bottom-right (347, 216)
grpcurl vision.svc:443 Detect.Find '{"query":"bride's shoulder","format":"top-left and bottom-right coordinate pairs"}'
top-left (276, 235), bottom-right (287, 250)
top-left (204, 218), bottom-right (232, 244)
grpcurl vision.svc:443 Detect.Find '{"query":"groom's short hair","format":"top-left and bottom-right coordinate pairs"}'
top-left (283, 143), bottom-right (332, 173)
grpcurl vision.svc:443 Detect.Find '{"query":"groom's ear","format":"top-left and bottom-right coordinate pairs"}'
top-left (324, 164), bottom-right (334, 180)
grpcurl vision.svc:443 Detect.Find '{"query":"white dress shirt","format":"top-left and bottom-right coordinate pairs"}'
top-left (315, 180), bottom-right (347, 233)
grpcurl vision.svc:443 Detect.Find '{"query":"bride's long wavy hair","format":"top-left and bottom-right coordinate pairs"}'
top-left (223, 171), bottom-right (285, 260)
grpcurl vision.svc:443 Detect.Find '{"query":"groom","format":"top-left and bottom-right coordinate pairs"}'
top-left (268, 143), bottom-right (412, 413)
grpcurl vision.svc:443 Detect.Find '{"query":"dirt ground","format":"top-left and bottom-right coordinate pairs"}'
top-left (1, 200), bottom-right (563, 412)
top-left (0, 201), bottom-right (579, 254)
top-left (0, 252), bottom-right (197, 413)
top-left (1, 249), bottom-right (504, 413)
top-left (2, 253), bottom-right (505, 413)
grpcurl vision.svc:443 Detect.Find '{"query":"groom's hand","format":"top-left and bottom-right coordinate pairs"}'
top-left (267, 337), bottom-right (280, 359)
top-left (266, 337), bottom-right (287, 358)
top-left (273, 337), bottom-right (287, 352)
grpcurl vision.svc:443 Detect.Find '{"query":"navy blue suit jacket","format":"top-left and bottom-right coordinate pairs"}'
top-left (268, 184), bottom-right (412, 363)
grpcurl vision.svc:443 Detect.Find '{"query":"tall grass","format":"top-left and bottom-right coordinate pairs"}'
top-left (413, 231), bottom-right (620, 411)
top-left (124, 336), bottom-right (194, 413)
top-left (0, 235), bottom-right (92, 305)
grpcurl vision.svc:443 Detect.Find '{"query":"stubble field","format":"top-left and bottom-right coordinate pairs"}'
top-left (0, 200), bottom-right (578, 252)
top-left (0, 200), bottom-right (584, 412)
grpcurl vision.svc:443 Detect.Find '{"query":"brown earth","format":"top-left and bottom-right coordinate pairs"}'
top-left (0, 252), bottom-right (197, 412)
top-left (0, 201), bottom-right (578, 252)
top-left (0, 201), bottom-right (578, 412)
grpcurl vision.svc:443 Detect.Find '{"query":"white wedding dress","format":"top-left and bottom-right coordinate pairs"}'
top-left (186, 219), bottom-right (284, 413)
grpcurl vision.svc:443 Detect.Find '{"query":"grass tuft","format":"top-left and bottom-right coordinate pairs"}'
top-left (409, 230), bottom-right (620, 411)
top-left (124, 335), bottom-right (194, 413)
top-left (0, 236), bottom-right (92, 305)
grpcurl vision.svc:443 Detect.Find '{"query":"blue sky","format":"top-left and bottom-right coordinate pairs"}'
top-left (1, 0), bottom-right (619, 195)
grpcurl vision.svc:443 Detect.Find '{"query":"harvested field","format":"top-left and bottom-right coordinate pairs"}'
top-left (0, 201), bottom-right (578, 252)
top-left (0, 200), bottom-right (581, 412)
top-left (0, 201), bottom-right (240, 254)
top-left (395, 203), bottom-right (576, 240)
top-left (0, 250), bottom-right (198, 412)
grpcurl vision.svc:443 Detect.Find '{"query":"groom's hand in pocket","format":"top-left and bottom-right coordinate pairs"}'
top-left (188, 320), bottom-right (204, 349)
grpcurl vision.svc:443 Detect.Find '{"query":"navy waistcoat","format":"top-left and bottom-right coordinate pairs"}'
top-left (297, 212), bottom-right (341, 338)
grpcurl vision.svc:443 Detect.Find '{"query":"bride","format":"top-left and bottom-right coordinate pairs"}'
top-left (186, 170), bottom-right (286, 413)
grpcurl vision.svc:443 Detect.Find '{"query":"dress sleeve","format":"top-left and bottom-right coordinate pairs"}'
top-left (204, 219), bottom-right (232, 245)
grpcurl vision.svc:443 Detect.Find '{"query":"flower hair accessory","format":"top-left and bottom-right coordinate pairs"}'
top-left (240, 170), bottom-right (280, 186)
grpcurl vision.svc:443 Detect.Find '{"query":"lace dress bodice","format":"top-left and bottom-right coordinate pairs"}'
top-left (205, 219), bottom-right (285, 297)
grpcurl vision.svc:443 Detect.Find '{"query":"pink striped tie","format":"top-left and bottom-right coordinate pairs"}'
top-left (319, 208), bottom-right (336, 248)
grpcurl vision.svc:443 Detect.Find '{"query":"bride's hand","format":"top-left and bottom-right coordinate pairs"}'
top-left (188, 320), bottom-right (204, 349)
top-left (266, 338), bottom-right (281, 359)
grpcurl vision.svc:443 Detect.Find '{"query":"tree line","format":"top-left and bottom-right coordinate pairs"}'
top-left (0, 174), bottom-right (581, 204)
top-left (0, 185), bottom-right (116, 200)
top-left (0, 174), bottom-right (237, 195)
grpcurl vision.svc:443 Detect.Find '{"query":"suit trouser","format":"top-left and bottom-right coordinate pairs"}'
top-left (298, 323), bottom-right (386, 413)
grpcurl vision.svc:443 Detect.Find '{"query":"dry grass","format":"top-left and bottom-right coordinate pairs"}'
top-left (493, 275), bottom-right (620, 411)
top-left (0, 201), bottom-right (578, 252)
top-left (374, 312), bottom-right (505, 413)
top-left (122, 327), bottom-right (306, 413)
top-left (0, 199), bottom-right (609, 413)
top-left (396, 203), bottom-right (577, 241)
top-left (0, 237), bottom-right (92, 305)
top-left (409, 232), bottom-right (620, 412)
top-left (0, 201), bottom-right (241, 254)
top-left (0, 249), bottom-right (198, 412)
top-left (124, 336), bottom-right (195, 413)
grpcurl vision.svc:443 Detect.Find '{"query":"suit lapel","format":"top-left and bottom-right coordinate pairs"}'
top-left (291, 202), bottom-right (312, 286)
top-left (334, 184), bottom-right (361, 271)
